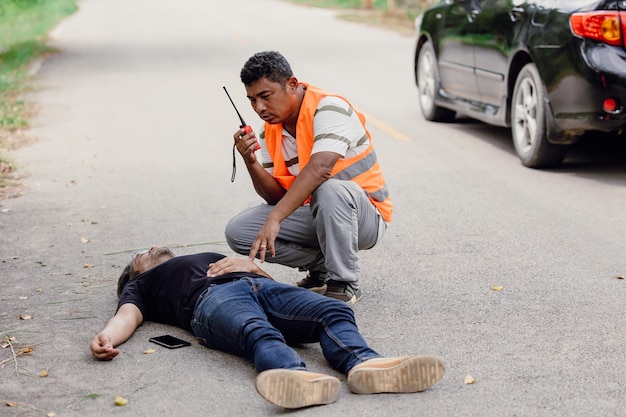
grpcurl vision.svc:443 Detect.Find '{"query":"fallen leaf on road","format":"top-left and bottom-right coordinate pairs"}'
top-left (19, 314), bottom-right (32, 320)
top-left (5, 401), bottom-right (17, 407)
top-left (80, 237), bottom-right (90, 243)
top-left (464, 374), bottom-right (477, 384)
top-left (615, 275), bottom-right (624, 280)
top-left (18, 347), bottom-right (33, 355)
top-left (40, 370), bottom-right (49, 377)
top-left (143, 348), bottom-right (156, 354)
top-left (1, 336), bottom-right (16, 348)
top-left (491, 285), bottom-right (503, 291)
top-left (114, 395), bottom-right (129, 406)
top-left (19, 296), bottom-right (27, 300)
top-left (47, 412), bottom-right (57, 417)
top-left (83, 263), bottom-right (93, 269)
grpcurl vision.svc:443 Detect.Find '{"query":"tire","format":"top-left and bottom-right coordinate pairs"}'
top-left (511, 63), bottom-right (567, 168)
top-left (416, 41), bottom-right (456, 122)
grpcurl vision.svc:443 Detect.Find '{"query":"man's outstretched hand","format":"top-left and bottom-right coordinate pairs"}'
top-left (90, 333), bottom-right (119, 361)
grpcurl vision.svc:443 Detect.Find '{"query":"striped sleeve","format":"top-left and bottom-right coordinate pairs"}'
top-left (312, 96), bottom-right (369, 159)
top-left (258, 126), bottom-right (274, 174)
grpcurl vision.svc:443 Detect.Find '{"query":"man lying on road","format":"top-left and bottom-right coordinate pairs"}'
top-left (90, 246), bottom-right (445, 409)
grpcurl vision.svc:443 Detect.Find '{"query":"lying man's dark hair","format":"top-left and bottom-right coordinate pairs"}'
top-left (117, 263), bottom-right (137, 297)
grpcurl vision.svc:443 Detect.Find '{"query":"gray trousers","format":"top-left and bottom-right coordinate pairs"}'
top-left (224, 179), bottom-right (386, 285)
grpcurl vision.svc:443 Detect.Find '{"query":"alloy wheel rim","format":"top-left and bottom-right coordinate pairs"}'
top-left (513, 78), bottom-right (538, 152)
top-left (418, 51), bottom-right (436, 114)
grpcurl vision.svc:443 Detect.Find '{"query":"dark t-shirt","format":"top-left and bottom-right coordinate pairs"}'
top-left (117, 252), bottom-right (265, 331)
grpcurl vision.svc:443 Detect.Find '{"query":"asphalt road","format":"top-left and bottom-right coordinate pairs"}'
top-left (1, 0), bottom-right (626, 416)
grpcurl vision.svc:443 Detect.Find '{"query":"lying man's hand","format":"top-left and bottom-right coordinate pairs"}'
top-left (207, 257), bottom-right (271, 279)
top-left (90, 333), bottom-right (119, 361)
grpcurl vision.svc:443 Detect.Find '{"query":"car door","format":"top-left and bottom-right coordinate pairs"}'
top-left (436, 0), bottom-right (481, 101)
top-left (472, 0), bottom-right (527, 108)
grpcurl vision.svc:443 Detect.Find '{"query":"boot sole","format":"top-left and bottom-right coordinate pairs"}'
top-left (255, 369), bottom-right (341, 409)
top-left (347, 355), bottom-right (445, 394)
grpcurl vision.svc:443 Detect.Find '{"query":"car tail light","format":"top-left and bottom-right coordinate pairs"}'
top-left (570, 11), bottom-right (626, 47)
top-left (603, 98), bottom-right (620, 114)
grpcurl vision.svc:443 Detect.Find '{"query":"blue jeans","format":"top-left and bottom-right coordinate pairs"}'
top-left (190, 278), bottom-right (380, 374)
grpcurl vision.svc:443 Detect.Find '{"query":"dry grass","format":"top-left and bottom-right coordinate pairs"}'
top-left (338, 8), bottom-right (416, 35)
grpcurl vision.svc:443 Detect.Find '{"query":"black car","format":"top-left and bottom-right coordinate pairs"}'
top-left (414, 0), bottom-right (626, 168)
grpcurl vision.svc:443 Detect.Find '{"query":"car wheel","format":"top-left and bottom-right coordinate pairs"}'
top-left (416, 41), bottom-right (455, 122)
top-left (511, 63), bottom-right (567, 168)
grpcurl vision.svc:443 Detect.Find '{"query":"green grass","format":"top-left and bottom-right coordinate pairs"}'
top-left (0, 0), bottom-right (78, 129)
top-left (0, 0), bottom-right (78, 195)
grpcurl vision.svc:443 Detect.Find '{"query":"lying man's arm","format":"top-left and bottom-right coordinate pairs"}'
top-left (90, 303), bottom-right (143, 361)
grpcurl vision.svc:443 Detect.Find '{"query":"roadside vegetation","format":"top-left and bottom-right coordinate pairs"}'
top-left (286, 0), bottom-right (438, 33)
top-left (0, 0), bottom-right (78, 198)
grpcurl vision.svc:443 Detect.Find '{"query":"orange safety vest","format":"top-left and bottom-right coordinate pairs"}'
top-left (264, 83), bottom-right (393, 223)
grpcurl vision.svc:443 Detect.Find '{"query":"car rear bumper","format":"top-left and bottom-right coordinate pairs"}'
top-left (539, 41), bottom-right (626, 141)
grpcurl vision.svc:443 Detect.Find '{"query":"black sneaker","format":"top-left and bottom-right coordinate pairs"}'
top-left (294, 270), bottom-right (327, 293)
top-left (325, 280), bottom-right (363, 306)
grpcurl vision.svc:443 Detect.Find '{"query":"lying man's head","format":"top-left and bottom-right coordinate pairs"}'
top-left (117, 246), bottom-right (175, 296)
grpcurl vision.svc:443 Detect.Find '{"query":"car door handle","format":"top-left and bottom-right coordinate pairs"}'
top-left (509, 7), bottom-right (524, 22)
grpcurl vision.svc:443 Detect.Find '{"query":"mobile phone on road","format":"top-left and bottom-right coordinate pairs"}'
top-left (149, 335), bottom-right (191, 349)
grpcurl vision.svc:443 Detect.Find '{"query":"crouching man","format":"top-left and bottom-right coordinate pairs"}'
top-left (90, 246), bottom-right (445, 409)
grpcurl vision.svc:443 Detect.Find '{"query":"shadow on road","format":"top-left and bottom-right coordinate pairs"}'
top-left (445, 117), bottom-right (626, 185)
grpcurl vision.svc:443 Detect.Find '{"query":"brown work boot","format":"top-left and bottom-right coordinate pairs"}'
top-left (294, 270), bottom-right (327, 293)
top-left (347, 355), bottom-right (446, 395)
top-left (255, 369), bottom-right (341, 409)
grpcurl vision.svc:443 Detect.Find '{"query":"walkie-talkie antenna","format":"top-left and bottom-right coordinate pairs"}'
top-left (223, 86), bottom-right (259, 182)
top-left (223, 86), bottom-right (247, 128)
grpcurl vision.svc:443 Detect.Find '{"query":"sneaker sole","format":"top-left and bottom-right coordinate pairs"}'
top-left (255, 369), bottom-right (341, 409)
top-left (294, 283), bottom-right (327, 294)
top-left (325, 289), bottom-right (363, 307)
top-left (347, 355), bottom-right (446, 394)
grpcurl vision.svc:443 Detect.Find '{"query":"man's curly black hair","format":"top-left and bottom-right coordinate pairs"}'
top-left (240, 51), bottom-right (293, 86)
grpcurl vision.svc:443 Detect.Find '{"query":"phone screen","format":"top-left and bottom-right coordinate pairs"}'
top-left (149, 335), bottom-right (191, 349)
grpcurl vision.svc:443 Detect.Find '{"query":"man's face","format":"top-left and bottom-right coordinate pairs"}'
top-left (245, 76), bottom-right (300, 125)
top-left (131, 246), bottom-right (175, 275)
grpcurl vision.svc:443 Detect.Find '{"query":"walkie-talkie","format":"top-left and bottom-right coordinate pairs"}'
top-left (223, 86), bottom-right (260, 182)
top-left (223, 86), bottom-right (260, 151)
